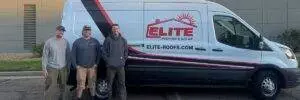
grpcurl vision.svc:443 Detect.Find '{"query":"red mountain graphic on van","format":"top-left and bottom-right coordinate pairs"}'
top-left (146, 16), bottom-right (197, 38)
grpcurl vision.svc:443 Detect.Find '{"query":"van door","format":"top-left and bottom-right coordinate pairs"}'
top-left (207, 12), bottom-right (261, 84)
top-left (138, 2), bottom-right (210, 85)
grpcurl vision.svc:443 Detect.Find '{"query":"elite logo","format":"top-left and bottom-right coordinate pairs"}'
top-left (146, 13), bottom-right (197, 40)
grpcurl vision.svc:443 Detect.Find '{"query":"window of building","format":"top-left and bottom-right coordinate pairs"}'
top-left (24, 4), bottom-right (36, 50)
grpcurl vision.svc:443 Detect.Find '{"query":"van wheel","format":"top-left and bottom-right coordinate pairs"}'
top-left (252, 71), bottom-right (280, 100)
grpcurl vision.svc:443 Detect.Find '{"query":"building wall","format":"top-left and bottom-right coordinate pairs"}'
top-left (0, 0), bottom-right (299, 52)
top-left (0, 0), bottom-right (22, 52)
top-left (0, 0), bottom-right (64, 52)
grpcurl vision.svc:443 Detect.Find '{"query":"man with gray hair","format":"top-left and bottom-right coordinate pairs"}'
top-left (42, 25), bottom-right (71, 100)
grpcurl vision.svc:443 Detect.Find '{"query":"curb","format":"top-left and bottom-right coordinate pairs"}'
top-left (0, 71), bottom-right (42, 76)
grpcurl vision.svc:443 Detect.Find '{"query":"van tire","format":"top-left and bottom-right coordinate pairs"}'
top-left (252, 70), bottom-right (280, 100)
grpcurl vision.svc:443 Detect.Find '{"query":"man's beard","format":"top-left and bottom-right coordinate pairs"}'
top-left (83, 34), bottom-right (91, 39)
top-left (113, 32), bottom-right (119, 37)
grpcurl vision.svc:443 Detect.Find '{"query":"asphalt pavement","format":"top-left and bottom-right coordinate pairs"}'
top-left (0, 75), bottom-right (300, 100)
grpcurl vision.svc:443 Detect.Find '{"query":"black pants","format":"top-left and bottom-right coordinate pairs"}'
top-left (107, 67), bottom-right (127, 100)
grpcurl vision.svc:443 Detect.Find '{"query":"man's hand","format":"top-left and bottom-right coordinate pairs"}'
top-left (93, 64), bottom-right (97, 68)
top-left (42, 70), bottom-right (48, 79)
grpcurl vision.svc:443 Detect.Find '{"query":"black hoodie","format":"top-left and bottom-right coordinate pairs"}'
top-left (102, 34), bottom-right (128, 67)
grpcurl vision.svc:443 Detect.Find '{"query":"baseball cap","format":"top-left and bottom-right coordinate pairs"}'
top-left (83, 25), bottom-right (91, 30)
top-left (56, 25), bottom-right (66, 32)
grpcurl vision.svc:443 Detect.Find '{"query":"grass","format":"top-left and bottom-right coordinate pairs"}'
top-left (0, 58), bottom-right (41, 71)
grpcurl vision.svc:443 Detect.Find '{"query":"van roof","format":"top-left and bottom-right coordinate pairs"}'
top-left (67, 0), bottom-right (208, 3)
top-left (144, 0), bottom-right (207, 3)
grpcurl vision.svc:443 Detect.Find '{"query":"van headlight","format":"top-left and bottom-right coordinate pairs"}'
top-left (280, 47), bottom-right (296, 59)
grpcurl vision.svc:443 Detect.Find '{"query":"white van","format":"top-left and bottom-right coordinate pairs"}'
top-left (62, 0), bottom-right (299, 99)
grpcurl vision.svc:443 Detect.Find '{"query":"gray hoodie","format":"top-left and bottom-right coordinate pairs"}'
top-left (102, 34), bottom-right (128, 67)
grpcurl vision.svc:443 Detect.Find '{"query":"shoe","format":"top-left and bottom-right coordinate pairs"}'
top-left (75, 97), bottom-right (81, 100)
top-left (92, 96), bottom-right (97, 100)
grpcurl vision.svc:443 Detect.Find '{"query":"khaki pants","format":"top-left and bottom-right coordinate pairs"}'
top-left (44, 67), bottom-right (68, 100)
top-left (76, 66), bottom-right (97, 98)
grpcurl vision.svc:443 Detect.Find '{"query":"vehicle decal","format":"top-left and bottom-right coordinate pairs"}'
top-left (81, 0), bottom-right (113, 38)
top-left (146, 13), bottom-right (197, 41)
top-left (128, 56), bottom-right (255, 69)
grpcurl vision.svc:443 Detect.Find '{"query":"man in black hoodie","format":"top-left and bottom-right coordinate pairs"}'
top-left (103, 24), bottom-right (128, 100)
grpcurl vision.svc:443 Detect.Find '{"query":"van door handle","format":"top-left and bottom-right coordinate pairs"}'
top-left (212, 48), bottom-right (223, 52)
top-left (195, 47), bottom-right (206, 51)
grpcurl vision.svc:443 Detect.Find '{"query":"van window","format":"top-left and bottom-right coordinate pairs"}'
top-left (213, 15), bottom-right (260, 50)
